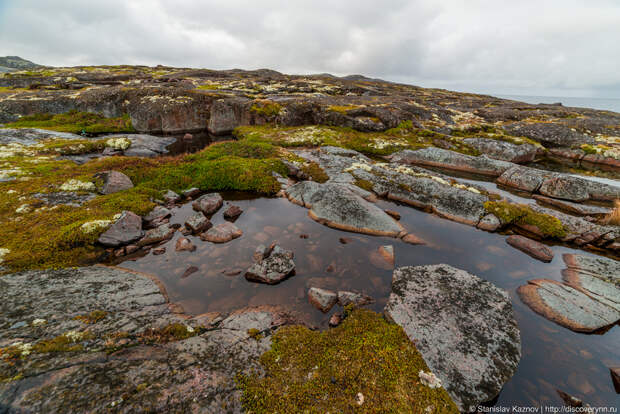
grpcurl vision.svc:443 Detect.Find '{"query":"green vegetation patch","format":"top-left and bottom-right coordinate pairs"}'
top-left (38, 138), bottom-right (108, 155)
top-left (301, 161), bottom-right (329, 183)
top-left (3, 110), bottom-right (135, 134)
top-left (250, 100), bottom-right (282, 118)
top-left (138, 323), bottom-right (202, 343)
top-left (484, 201), bottom-right (567, 238)
top-left (327, 104), bottom-right (363, 114)
top-left (73, 310), bottom-right (109, 324)
top-left (238, 308), bottom-right (458, 413)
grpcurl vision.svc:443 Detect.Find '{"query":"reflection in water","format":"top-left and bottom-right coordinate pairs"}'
top-left (118, 193), bottom-right (619, 408)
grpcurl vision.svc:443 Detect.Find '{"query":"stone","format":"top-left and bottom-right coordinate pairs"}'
top-left (337, 291), bottom-right (374, 307)
top-left (506, 235), bottom-right (554, 262)
top-left (384, 209), bottom-right (401, 220)
top-left (385, 264), bottom-right (521, 412)
top-left (163, 190), bottom-right (181, 203)
top-left (97, 211), bottom-right (143, 247)
top-left (181, 266), bottom-right (199, 278)
top-left (308, 287), bottom-right (338, 313)
top-left (539, 176), bottom-right (590, 202)
top-left (561, 254), bottom-right (620, 312)
top-left (192, 193), bottom-right (223, 215)
top-left (200, 222), bottom-right (242, 243)
top-left (253, 244), bottom-right (272, 262)
top-left (556, 389), bottom-right (583, 407)
top-left (401, 233), bottom-right (426, 245)
top-left (125, 244), bottom-right (139, 254)
top-left (462, 138), bottom-right (538, 163)
top-left (610, 367), bottom-right (620, 393)
top-left (378, 245), bottom-right (395, 264)
top-left (496, 165), bottom-right (548, 193)
top-left (245, 245), bottom-right (295, 285)
top-left (32, 191), bottom-right (96, 207)
top-left (517, 279), bottom-right (619, 333)
top-left (223, 204), bottom-right (243, 221)
top-left (153, 247), bottom-right (166, 255)
top-left (143, 206), bottom-right (171, 226)
top-left (184, 211), bottom-right (212, 234)
top-left (503, 121), bottom-right (595, 147)
top-left (477, 214), bottom-right (501, 232)
top-left (182, 187), bottom-right (201, 198)
top-left (328, 312), bottom-right (343, 327)
top-left (533, 195), bottom-right (611, 217)
top-left (370, 245), bottom-right (395, 269)
top-left (94, 170), bottom-right (134, 195)
top-left (138, 224), bottom-right (176, 246)
top-left (175, 237), bottom-right (196, 252)
top-left (286, 181), bottom-right (403, 237)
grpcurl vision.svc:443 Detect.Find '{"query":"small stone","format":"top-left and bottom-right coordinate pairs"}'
top-left (556, 389), bottom-right (583, 407)
top-left (153, 247), bottom-right (166, 255)
top-left (125, 244), bottom-right (139, 254)
top-left (308, 287), bottom-right (338, 313)
top-left (175, 237), bottom-right (196, 252)
top-left (419, 371), bottom-right (442, 389)
top-left (337, 291), bottom-right (373, 307)
top-left (356, 392), bottom-right (364, 406)
top-left (95, 170), bottom-right (134, 195)
top-left (138, 224), bottom-right (176, 246)
top-left (192, 193), bottom-right (223, 215)
top-left (384, 209), bottom-right (401, 220)
top-left (222, 268), bottom-right (242, 276)
top-left (299, 234), bottom-right (309, 239)
top-left (339, 237), bottom-right (352, 244)
top-left (401, 233), bottom-right (426, 245)
top-left (506, 235), bottom-right (554, 262)
top-left (114, 248), bottom-right (125, 257)
top-left (98, 211), bottom-right (143, 247)
top-left (184, 211), bottom-right (212, 234)
top-left (378, 245), bottom-right (394, 264)
top-left (183, 187), bottom-right (201, 198)
top-left (610, 367), bottom-right (620, 393)
top-left (200, 222), bottom-right (242, 243)
top-left (328, 313), bottom-right (343, 327)
top-left (477, 214), bottom-right (501, 232)
top-left (163, 190), bottom-right (181, 203)
top-left (143, 206), bottom-right (171, 226)
top-left (223, 205), bottom-right (243, 221)
top-left (183, 133), bottom-right (193, 141)
top-left (181, 266), bottom-right (199, 278)
top-left (253, 244), bottom-right (272, 262)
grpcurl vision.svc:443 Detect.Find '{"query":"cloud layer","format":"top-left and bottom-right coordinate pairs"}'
top-left (1, 0), bottom-right (619, 97)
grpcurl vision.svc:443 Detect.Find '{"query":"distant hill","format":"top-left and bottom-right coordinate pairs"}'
top-left (0, 56), bottom-right (42, 73)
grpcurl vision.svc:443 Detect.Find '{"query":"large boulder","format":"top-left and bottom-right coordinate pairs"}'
top-left (285, 181), bottom-right (403, 237)
top-left (94, 170), bottom-right (134, 195)
top-left (245, 245), bottom-right (295, 284)
top-left (207, 97), bottom-right (252, 135)
top-left (97, 211), bottom-right (143, 247)
top-left (385, 264), bottom-right (521, 412)
top-left (463, 138), bottom-right (538, 163)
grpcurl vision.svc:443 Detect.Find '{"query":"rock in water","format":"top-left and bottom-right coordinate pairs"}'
top-left (94, 170), bottom-right (134, 195)
top-left (98, 211), bottom-right (143, 247)
top-left (308, 287), bottom-right (338, 313)
top-left (245, 245), bottom-right (295, 284)
top-left (184, 211), bottom-right (212, 234)
top-left (138, 224), bottom-right (176, 246)
top-left (223, 204), bottom-right (243, 221)
top-left (561, 254), bottom-right (620, 312)
top-left (175, 237), bottom-right (196, 252)
top-left (143, 206), bottom-right (172, 227)
top-left (385, 264), bottom-right (521, 412)
top-left (337, 291), bottom-right (373, 307)
top-left (192, 193), bottom-right (223, 215)
top-left (506, 235), bottom-right (554, 262)
top-left (200, 222), bottom-right (242, 243)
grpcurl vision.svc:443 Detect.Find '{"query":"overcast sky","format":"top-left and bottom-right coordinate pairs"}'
top-left (1, 0), bottom-right (619, 98)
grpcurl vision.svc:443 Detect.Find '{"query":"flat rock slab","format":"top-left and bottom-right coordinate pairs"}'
top-left (533, 195), bottom-right (611, 217)
top-left (245, 245), bottom-right (295, 284)
top-left (0, 266), bottom-right (294, 413)
top-left (385, 264), bottom-right (521, 412)
top-left (98, 210), bottom-right (143, 247)
top-left (390, 147), bottom-right (514, 177)
top-left (463, 138), bottom-right (538, 163)
top-left (286, 181), bottom-right (403, 237)
top-left (200, 222), bottom-right (242, 243)
top-left (517, 279), bottom-right (619, 333)
top-left (105, 133), bottom-right (176, 157)
top-left (562, 254), bottom-right (620, 312)
top-left (506, 235), bottom-right (554, 262)
top-left (192, 193), bottom-right (223, 215)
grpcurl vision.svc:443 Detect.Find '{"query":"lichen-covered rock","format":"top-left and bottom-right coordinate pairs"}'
top-left (561, 254), bottom-right (620, 312)
top-left (337, 291), bottom-right (374, 307)
top-left (32, 191), bottom-right (96, 207)
top-left (503, 122), bottom-right (595, 147)
top-left (94, 170), bottom-right (134, 195)
top-left (200, 222), bottom-right (242, 243)
top-left (532, 195), bottom-right (611, 218)
top-left (308, 287), bottom-right (338, 313)
top-left (192, 193), bottom-right (223, 215)
top-left (463, 138), bottom-right (538, 163)
top-left (245, 245), bottom-right (295, 284)
top-left (223, 204), bottom-right (243, 221)
top-left (385, 264), bottom-right (521, 412)
top-left (506, 235), bottom-right (554, 262)
top-left (184, 211), bottom-right (212, 234)
top-left (138, 224), bottom-right (176, 246)
top-left (143, 206), bottom-right (171, 227)
top-left (97, 211), bottom-right (143, 247)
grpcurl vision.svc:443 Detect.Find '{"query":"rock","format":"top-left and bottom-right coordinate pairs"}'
top-left (556, 389), bottom-right (583, 407)
top-left (477, 214), bottom-right (501, 232)
top-left (401, 233), bottom-right (426, 245)
top-left (182, 187), bottom-right (201, 198)
top-left (610, 367), bottom-right (620, 393)
top-left (533, 195), bottom-right (611, 217)
top-left (200, 222), bottom-right (242, 243)
top-left (32, 191), bottom-right (96, 207)
top-left (223, 204), bottom-right (243, 221)
top-left (308, 287), bottom-right (338, 313)
top-left (517, 279), bottom-right (619, 333)
top-left (286, 181), bottom-right (403, 237)
top-left (384, 209), bottom-right (401, 220)
top-left (253, 244), bottom-right (272, 262)
top-left (390, 147), bottom-right (514, 177)
top-left (192, 193), bottom-right (223, 215)
top-left (181, 266), bottom-right (199, 278)
top-left (370, 245), bottom-right (395, 269)
top-left (506, 235), bottom-right (554, 262)
top-left (503, 121), bottom-right (595, 147)
top-left (561, 254), bottom-right (620, 312)
top-left (175, 237), bottom-right (196, 252)
top-left (539, 176), bottom-right (590, 202)
top-left (378, 245), bottom-right (395, 264)
top-left (143, 206), bottom-right (171, 226)
top-left (385, 264), bottom-right (521, 412)
top-left (496, 165), bottom-right (549, 193)
top-left (245, 245), bottom-right (295, 285)
top-left (462, 138), bottom-right (538, 163)
top-left (125, 244), bottom-right (139, 254)
top-left (138, 224), bottom-right (176, 246)
top-left (94, 170), bottom-right (134, 195)
top-left (97, 211), bottom-right (143, 247)
top-left (163, 190), bottom-right (181, 203)
top-left (183, 133), bottom-right (193, 141)
top-left (184, 211), bottom-right (212, 234)
top-left (221, 268), bottom-right (242, 276)
top-left (153, 247), bottom-right (166, 255)
top-left (337, 291), bottom-right (373, 307)
top-left (328, 312), bottom-right (343, 327)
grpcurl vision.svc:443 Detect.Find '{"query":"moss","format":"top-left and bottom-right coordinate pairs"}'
top-left (250, 100), bottom-right (282, 118)
top-left (32, 331), bottom-right (92, 353)
top-left (238, 309), bottom-right (458, 413)
top-left (73, 310), bottom-right (108, 324)
top-left (580, 144), bottom-right (598, 155)
top-left (327, 104), bottom-right (362, 114)
top-left (196, 83), bottom-right (220, 90)
top-left (138, 323), bottom-right (201, 343)
top-left (354, 179), bottom-right (375, 192)
top-left (247, 328), bottom-right (264, 341)
top-left (484, 201), bottom-right (567, 238)
top-left (3, 110), bottom-right (135, 134)
top-left (301, 161), bottom-right (329, 183)
top-left (39, 138), bottom-right (107, 155)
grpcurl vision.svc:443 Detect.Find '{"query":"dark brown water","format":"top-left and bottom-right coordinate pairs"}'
top-left (118, 192), bottom-right (620, 408)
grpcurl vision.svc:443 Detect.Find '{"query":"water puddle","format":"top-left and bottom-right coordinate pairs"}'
top-left (116, 191), bottom-right (619, 407)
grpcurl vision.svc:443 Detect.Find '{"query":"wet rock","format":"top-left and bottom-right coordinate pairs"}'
top-left (496, 165), bottom-right (549, 193)
top-left (182, 187), bottom-right (201, 198)
top-left (539, 176), bottom-right (590, 202)
top-left (503, 121), bottom-right (595, 147)
top-left (286, 181), bottom-right (403, 237)
top-left (94, 170), bottom-right (134, 195)
top-left (506, 235), bottom-right (554, 262)
top-left (175, 237), bottom-right (196, 252)
top-left (339, 237), bottom-right (352, 244)
top-left (385, 264), bottom-right (521, 412)
top-left (308, 287), bottom-right (338, 313)
top-left (221, 268), bottom-right (242, 276)
top-left (561, 254), bottom-right (620, 312)
top-left (328, 312), bottom-right (343, 327)
top-left (390, 147), bottom-right (514, 177)
top-left (192, 193), bottom-right (223, 215)
top-left (556, 389), bottom-right (583, 407)
top-left (610, 367), bottom-right (620, 393)
top-left (401, 233), bottom-right (426, 245)
top-left (337, 291), bottom-right (374, 307)
top-left (517, 279), bottom-right (619, 333)
top-left (245, 245), bottom-right (295, 285)
top-left (163, 190), bottom-right (181, 204)
top-left (477, 214), bottom-right (501, 232)
top-left (384, 209), bottom-right (401, 220)
top-left (370, 245), bottom-right (395, 269)
top-left (533, 195), bottom-right (611, 218)
top-left (32, 191), bottom-right (96, 207)
top-left (138, 224), bottom-right (176, 246)
top-left (223, 204), bottom-right (243, 221)
top-left (143, 206), bottom-right (172, 227)
top-left (253, 244), bottom-right (272, 262)
top-left (200, 222), bottom-right (242, 243)
top-left (378, 245), bottom-right (395, 264)
top-left (181, 266), bottom-right (199, 278)
top-left (184, 211), bottom-right (212, 234)
top-left (97, 211), bottom-right (143, 247)
top-left (153, 247), bottom-right (166, 255)
top-left (462, 138), bottom-right (538, 163)
top-left (125, 244), bottom-right (139, 254)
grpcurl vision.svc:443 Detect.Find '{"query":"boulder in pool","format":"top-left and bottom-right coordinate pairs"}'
top-left (192, 193), bottom-right (223, 215)
top-left (245, 245), bottom-right (295, 285)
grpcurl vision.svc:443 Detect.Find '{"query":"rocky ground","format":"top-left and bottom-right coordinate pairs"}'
top-left (0, 64), bottom-right (619, 412)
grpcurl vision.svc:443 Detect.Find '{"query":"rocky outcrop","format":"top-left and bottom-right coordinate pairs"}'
top-left (245, 245), bottom-right (295, 284)
top-left (506, 235), bottom-right (554, 262)
top-left (462, 138), bottom-right (538, 163)
top-left (97, 211), bottom-right (143, 247)
top-left (207, 97), bottom-right (252, 135)
top-left (503, 122), bottom-right (595, 147)
top-left (285, 181), bottom-right (404, 237)
top-left (0, 266), bottom-right (296, 413)
top-left (385, 264), bottom-right (521, 412)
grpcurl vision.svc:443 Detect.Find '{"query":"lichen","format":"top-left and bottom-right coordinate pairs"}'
top-left (59, 179), bottom-right (96, 192)
top-left (106, 137), bottom-right (132, 151)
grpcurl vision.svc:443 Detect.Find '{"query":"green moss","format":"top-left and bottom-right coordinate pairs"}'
top-left (301, 161), bottom-right (329, 183)
top-left (327, 104), bottom-right (362, 114)
top-left (39, 138), bottom-right (107, 155)
top-left (138, 323), bottom-right (201, 343)
top-left (354, 179), bottom-right (375, 192)
top-left (484, 201), bottom-right (567, 238)
top-left (580, 144), bottom-right (598, 155)
top-left (196, 83), bottom-right (220, 90)
top-left (238, 309), bottom-right (458, 413)
top-left (3, 110), bottom-right (135, 134)
top-left (250, 100), bottom-right (282, 118)
top-left (247, 328), bottom-right (264, 341)
top-left (73, 310), bottom-right (108, 324)
top-left (32, 332), bottom-right (92, 353)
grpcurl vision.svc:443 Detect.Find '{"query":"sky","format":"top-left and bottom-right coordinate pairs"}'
top-left (1, 0), bottom-right (619, 98)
